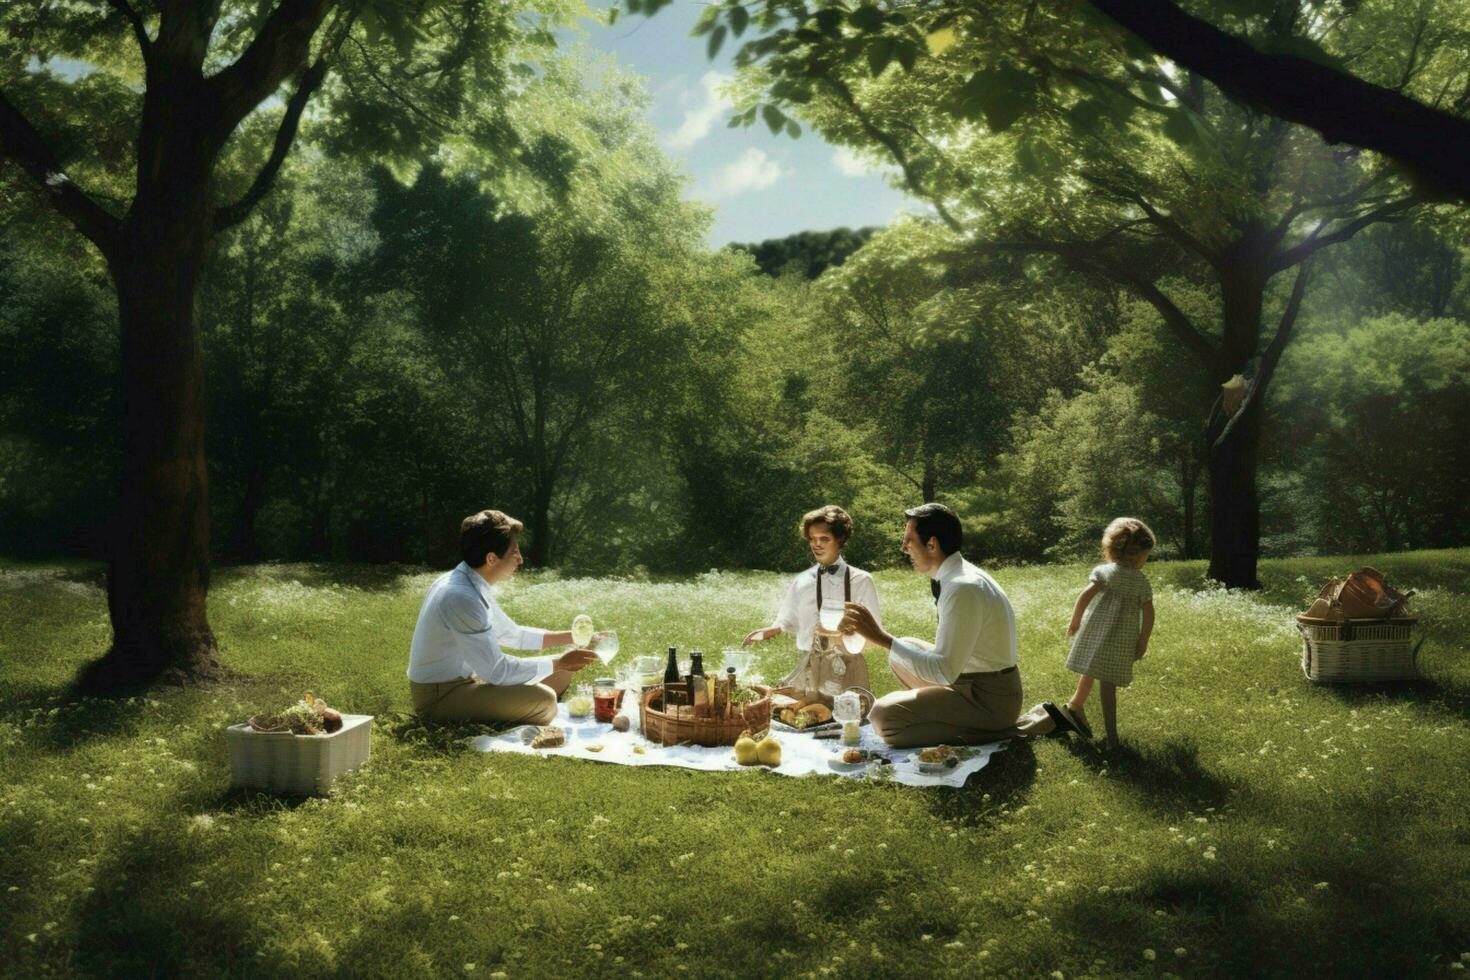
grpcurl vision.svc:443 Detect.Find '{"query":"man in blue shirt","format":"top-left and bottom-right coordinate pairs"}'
top-left (408, 510), bottom-right (598, 725)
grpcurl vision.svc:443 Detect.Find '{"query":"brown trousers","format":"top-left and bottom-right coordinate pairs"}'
top-left (869, 668), bottom-right (1023, 747)
top-left (410, 670), bottom-right (573, 726)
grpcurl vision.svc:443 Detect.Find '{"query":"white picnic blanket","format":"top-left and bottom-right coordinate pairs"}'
top-left (470, 704), bottom-right (1004, 787)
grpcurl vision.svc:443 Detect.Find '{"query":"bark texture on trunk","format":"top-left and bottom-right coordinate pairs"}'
top-left (80, 200), bottom-right (222, 689)
top-left (1205, 404), bottom-right (1263, 589)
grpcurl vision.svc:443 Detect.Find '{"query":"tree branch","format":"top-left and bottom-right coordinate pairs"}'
top-left (1269, 196), bottom-right (1418, 271)
top-left (0, 90), bottom-right (120, 254)
top-left (958, 234), bottom-right (1219, 366)
top-left (214, 58), bottom-right (329, 231)
top-left (818, 75), bottom-right (967, 234)
top-left (105, 0), bottom-right (152, 58)
top-left (1087, 0), bottom-right (1470, 202)
top-left (1214, 261), bottom-right (1312, 449)
top-left (207, 0), bottom-right (338, 141)
top-left (1083, 173), bottom-right (1223, 266)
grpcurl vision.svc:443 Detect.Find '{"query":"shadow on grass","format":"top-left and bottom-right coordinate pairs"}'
top-left (924, 739), bottom-right (1038, 827)
top-left (1317, 674), bottom-right (1470, 725)
top-left (73, 826), bottom-right (256, 975)
top-left (1049, 805), bottom-right (1466, 977)
top-left (6, 681), bottom-right (153, 754)
top-left (1064, 737), bottom-right (1238, 813)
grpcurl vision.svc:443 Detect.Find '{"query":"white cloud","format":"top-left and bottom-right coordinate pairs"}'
top-left (708, 148), bottom-right (785, 198)
top-left (832, 144), bottom-right (896, 178)
top-left (666, 71), bottom-right (733, 150)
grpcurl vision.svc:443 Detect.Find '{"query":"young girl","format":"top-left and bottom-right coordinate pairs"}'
top-left (1064, 518), bottom-right (1156, 747)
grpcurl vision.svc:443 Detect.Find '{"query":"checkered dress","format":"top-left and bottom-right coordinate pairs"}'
top-left (1065, 563), bottom-right (1152, 687)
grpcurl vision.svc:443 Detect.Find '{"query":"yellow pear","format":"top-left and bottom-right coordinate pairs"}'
top-left (757, 735), bottom-right (782, 768)
top-left (734, 731), bottom-right (759, 766)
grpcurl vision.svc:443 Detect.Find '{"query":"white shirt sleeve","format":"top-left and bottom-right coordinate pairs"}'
top-left (773, 574), bottom-right (800, 634)
top-left (488, 596), bottom-right (548, 651)
top-left (443, 592), bottom-right (554, 686)
top-left (889, 584), bottom-right (977, 685)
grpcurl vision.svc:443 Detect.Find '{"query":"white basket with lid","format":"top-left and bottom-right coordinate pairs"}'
top-left (226, 714), bottom-right (373, 794)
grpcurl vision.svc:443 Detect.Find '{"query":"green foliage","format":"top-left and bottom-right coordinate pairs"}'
top-left (728, 226), bottom-right (878, 278)
top-left (1274, 313), bottom-right (1470, 553)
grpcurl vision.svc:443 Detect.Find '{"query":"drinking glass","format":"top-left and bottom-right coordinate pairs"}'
top-left (567, 684), bottom-right (593, 719)
top-left (590, 629), bottom-right (620, 664)
top-left (721, 648), bottom-right (753, 675)
top-left (818, 607), bottom-right (843, 634)
top-left (571, 614), bottom-right (594, 647)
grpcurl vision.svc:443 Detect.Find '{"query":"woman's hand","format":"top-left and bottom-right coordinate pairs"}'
top-left (742, 626), bottom-right (779, 646)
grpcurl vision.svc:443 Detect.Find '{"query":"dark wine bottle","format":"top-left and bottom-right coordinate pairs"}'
top-left (689, 651), bottom-right (708, 714)
top-left (664, 646), bottom-right (680, 685)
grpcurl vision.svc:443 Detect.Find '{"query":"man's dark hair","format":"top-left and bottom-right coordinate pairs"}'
top-left (904, 502), bottom-right (962, 556)
top-left (460, 510), bottom-right (524, 567)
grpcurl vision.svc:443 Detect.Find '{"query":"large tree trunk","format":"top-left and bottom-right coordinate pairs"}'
top-left (1204, 232), bottom-right (1268, 589)
top-left (79, 196), bottom-right (222, 689)
top-left (1205, 405), bottom-right (1263, 589)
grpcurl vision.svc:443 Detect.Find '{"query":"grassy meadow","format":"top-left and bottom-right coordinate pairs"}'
top-left (1, 552), bottom-right (1469, 977)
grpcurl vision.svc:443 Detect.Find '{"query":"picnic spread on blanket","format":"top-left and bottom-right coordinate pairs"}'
top-left (469, 649), bottom-right (1005, 787)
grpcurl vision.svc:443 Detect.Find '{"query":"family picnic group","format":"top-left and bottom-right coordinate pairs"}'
top-left (407, 504), bottom-right (1156, 748)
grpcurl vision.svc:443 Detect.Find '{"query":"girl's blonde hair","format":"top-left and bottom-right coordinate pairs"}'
top-left (1102, 517), bottom-right (1155, 563)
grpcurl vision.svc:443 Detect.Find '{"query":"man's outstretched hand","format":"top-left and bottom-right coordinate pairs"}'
top-left (840, 602), bottom-right (891, 650)
top-left (554, 649), bottom-right (600, 673)
top-left (742, 626), bottom-right (779, 646)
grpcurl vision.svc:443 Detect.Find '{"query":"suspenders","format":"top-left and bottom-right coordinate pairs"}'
top-left (814, 565), bottom-right (851, 610)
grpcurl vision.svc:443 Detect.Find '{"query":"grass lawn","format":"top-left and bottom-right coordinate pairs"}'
top-left (2, 552), bottom-right (1469, 978)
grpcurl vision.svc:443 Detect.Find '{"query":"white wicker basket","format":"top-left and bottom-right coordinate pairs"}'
top-left (226, 714), bottom-right (372, 794)
top-left (1296, 618), bottom-right (1420, 683)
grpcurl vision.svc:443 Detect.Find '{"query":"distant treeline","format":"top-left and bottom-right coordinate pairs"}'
top-left (728, 227), bottom-right (878, 279)
top-left (3, 60), bottom-right (1469, 575)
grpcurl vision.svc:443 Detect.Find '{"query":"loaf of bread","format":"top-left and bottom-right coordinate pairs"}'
top-left (530, 726), bottom-right (565, 749)
top-left (799, 703), bottom-right (832, 724)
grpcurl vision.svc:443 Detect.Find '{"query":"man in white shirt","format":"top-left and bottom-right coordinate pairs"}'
top-left (408, 509), bottom-right (598, 725)
top-left (743, 505), bottom-right (880, 702)
top-left (841, 503), bottom-right (1022, 747)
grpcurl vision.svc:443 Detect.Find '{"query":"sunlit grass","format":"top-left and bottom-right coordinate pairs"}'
top-left (1, 552), bottom-right (1467, 976)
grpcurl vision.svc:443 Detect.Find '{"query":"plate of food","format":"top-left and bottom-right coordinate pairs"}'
top-left (912, 744), bottom-right (960, 774)
top-left (771, 701), bottom-right (837, 733)
top-left (827, 747), bottom-right (871, 772)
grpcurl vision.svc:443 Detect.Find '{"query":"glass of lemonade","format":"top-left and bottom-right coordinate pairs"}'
top-left (567, 684), bottom-right (594, 719)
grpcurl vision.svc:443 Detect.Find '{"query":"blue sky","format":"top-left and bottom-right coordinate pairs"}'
top-left (573, 1), bottom-right (917, 246)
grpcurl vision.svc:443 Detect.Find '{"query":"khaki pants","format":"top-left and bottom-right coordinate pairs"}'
top-left (869, 668), bottom-right (1023, 747)
top-left (411, 670), bottom-right (573, 726)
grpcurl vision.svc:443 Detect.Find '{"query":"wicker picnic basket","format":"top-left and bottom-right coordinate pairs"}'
top-left (1296, 617), bottom-right (1421, 683)
top-left (640, 685), bottom-right (772, 747)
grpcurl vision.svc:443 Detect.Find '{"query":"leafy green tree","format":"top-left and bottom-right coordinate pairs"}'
top-left (369, 60), bottom-right (716, 567)
top-left (0, 208), bottom-right (119, 556)
top-left (633, 0), bottom-right (1470, 199)
top-left (815, 218), bottom-right (1070, 502)
top-left (1274, 313), bottom-right (1470, 552)
top-left (730, 226), bottom-right (877, 278)
top-left (0, 0), bottom-right (566, 687)
top-left (710, 0), bottom-right (1432, 586)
